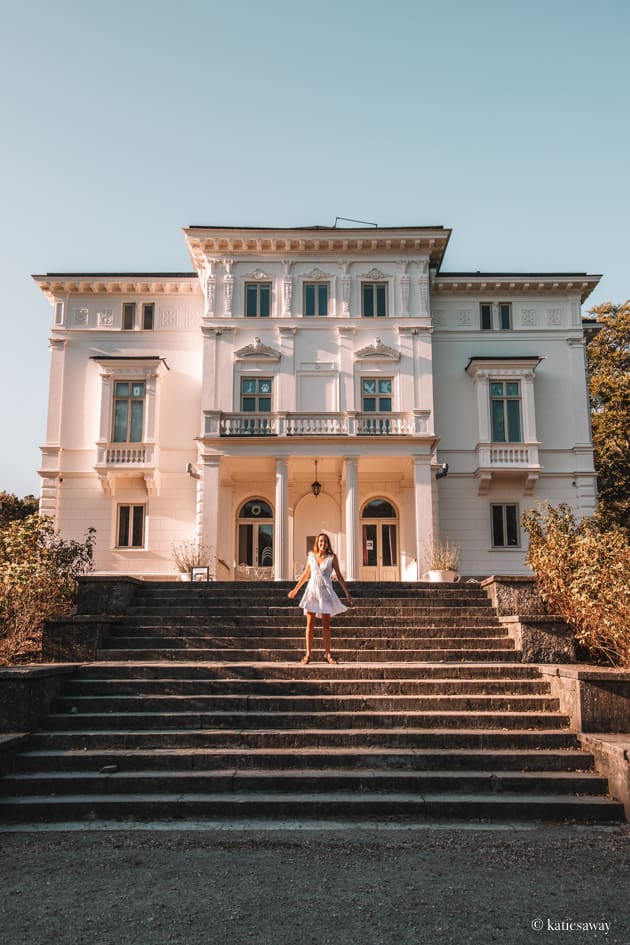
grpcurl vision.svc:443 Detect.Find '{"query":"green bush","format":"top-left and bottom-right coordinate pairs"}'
top-left (0, 515), bottom-right (95, 663)
top-left (523, 504), bottom-right (630, 666)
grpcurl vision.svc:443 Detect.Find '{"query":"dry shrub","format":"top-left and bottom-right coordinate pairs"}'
top-left (523, 504), bottom-right (630, 666)
top-left (0, 515), bottom-right (95, 663)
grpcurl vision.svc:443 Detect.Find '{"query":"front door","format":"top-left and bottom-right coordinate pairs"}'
top-left (237, 499), bottom-right (274, 575)
top-left (360, 499), bottom-right (399, 581)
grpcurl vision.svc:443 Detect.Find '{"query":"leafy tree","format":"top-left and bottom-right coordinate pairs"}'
top-left (0, 515), bottom-right (95, 663)
top-left (585, 301), bottom-right (630, 532)
top-left (523, 504), bottom-right (630, 666)
top-left (0, 492), bottom-right (39, 529)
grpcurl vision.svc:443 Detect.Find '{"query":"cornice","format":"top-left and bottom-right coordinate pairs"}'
top-left (434, 273), bottom-right (600, 304)
top-left (33, 274), bottom-right (201, 302)
top-left (183, 226), bottom-right (450, 271)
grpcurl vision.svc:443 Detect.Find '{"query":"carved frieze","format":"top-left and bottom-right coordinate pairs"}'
top-left (97, 310), bottom-right (113, 327)
top-left (234, 337), bottom-right (282, 361)
top-left (547, 308), bottom-right (562, 326)
top-left (457, 310), bottom-right (473, 327)
top-left (354, 337), bottom-right (400, 361)
top-left (521, 309), bottom-right (537, 327)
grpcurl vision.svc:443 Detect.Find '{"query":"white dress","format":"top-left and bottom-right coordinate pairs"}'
top-left (299, 552), bottom-right (348, 617)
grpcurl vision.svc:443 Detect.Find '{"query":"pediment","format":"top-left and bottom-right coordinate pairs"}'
top-left (234, 337), bottom-right (282, 361)
top-left (354, 337), bottom-right (400, 361)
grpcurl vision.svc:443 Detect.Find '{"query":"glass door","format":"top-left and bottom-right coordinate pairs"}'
top-left (360, 499), bottom-right (399, 581)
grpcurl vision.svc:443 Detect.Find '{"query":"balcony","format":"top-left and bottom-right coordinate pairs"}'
top-left (475, 442), bottom-right (541, 495)
top-left (94, 442), bottom-right (159, 496)
top-left (205, 410), bottom-right (431, 438)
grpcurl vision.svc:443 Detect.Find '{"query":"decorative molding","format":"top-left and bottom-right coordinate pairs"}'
top-left (244, 268), bottom-right (271, 280)
top-left (521, 308), bottom-right (537, 326)
top-left (302, 266), bottom-right (332, 280)
top-left (547, 308), bottom-right (562, 326)
top-left (354, 337), bottom-right (400, 361)
top-left (457, 309), bottom-right (473, 327)
top-left (97, 310), bottom-right (113, 327)
top-left (160, 309), bottom-right (178, 329)
top-left (224, 276), bottom-right (233, 316)
top-left (204, 271), bottom-right (216, 316)
top-left (432, 309), bottom-right (447, 327)
top-left (400, 276), bottom-right (410, 314)
top-left (283, 278), bottom-right (293, 316)
top-left (341, 276), bottom-right (351, 315)
top-left (74, 307), bottom-right (89, 326)
top-left (360, 267), bottom-right (387, 280)
top-left (234, 337), bottom-right (282, 361)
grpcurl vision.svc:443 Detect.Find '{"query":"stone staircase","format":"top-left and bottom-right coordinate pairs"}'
top-left (0, 582), bottom-right (624, 823)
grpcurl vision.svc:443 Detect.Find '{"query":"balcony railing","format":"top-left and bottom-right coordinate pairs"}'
top-left (96, 443), bottom-right (157, 466)
top-left (207, 411), bottom-right (431, 438)
top-left (475, 441), bottom-right (541, 495)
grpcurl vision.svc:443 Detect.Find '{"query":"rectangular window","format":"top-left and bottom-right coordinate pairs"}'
top-left (362, 283), bottom-right (387, 317)
top-left (361, 377), bottom-right (393, 412)
top-left (499, 303), bottom-right (512, 330)
top-left (490, 381), bottom-right (522, 442)
top-left (480, 303), bottom-right (493, 330)
top-left (112, 381), bottom-right (145, 442)
top-left (142, 303), bottom-right (154, 330)
top-left (240, 377), bottom-right (273, 412)
top-left (304, 283), bottom-right (329, 317)
top-left (491, 504), bottom-right (520, 547)
top-left (122, 303), bottom-right (136, 330)
top-left (245, 283), bottom-right (271, 317)
top-left (117, 504), bottom-right (145, 548)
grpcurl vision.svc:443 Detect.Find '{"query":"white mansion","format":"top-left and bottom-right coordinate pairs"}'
top-left (35, 224), bottom-right (600, 581)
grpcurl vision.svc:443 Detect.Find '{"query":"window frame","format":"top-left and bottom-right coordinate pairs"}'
top-left (303, 281), bottom-right (329, 317)
top-left (122, 302), bottom-right (136, 330)
top-left (142, 303), bottom-right (155, 330)
top-left (480, 303), bottom-right (493, 331)
top-left (491, 503), bottom-right (521, 548)
top-left (490, 380), bottom-right (522, 443)
top-left (360, 376), bottom-right (393, 413)
top-left (116, 503), bottom-right (146, 548)
top-left (361, 282), bottom-right (388, 318)
top-left (112, 380), bottom-right (146, 443)
top-left (499, 302), bottom-right (512, 330)
top-left (245, 282), bottom-right (272, 318)
top-left (240, 376), bottom-right (274, 413)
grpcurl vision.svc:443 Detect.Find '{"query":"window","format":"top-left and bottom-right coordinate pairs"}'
top-left (142, 303), bottom-right (154, 330)
top-left (361, 378), bottom-right (392, 412)
top-left (241, 377), bottom-right (273, 412)
top-left (245, 283), bottom-right (271, 317)
top-left (362, 282), bottom-right (387, 317)
top-left (304, 282), bottom-right (328, 317)
top-left (499, 303), bottom-right (512, 330)
top-left (491, 504), bottom-right (520, 547)
top-left (112, 381), bottom-right (145, 442)
top-left (490, 381), bottom-right (522, 442)
top-left (122, 303), bottom-right (136, 330)
top-left (117, 504), bottom-right (145, 548)
top-left (480, 303), bottom-right (493, 330)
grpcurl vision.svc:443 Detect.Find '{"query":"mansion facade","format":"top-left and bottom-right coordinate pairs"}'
top-left (35, 224), bottom-right (600, 580)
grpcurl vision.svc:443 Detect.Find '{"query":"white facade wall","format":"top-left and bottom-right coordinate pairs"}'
top-left (34, 228), bottom-right (600, 580)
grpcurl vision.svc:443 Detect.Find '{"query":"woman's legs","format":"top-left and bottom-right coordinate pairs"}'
top-left (302, 611), bottom-right (316, 663)
top-left (322, 614), bottom-right (335, 663)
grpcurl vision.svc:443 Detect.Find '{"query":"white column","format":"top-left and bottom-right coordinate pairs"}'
top-left (344, 457), bottom-right (359, 580)
top-left (201, 456), bottom-right (221, 561)
top-left (274, 458), bottom-right (289, 581)
top-left (413, 455), bottom-right (434, 579)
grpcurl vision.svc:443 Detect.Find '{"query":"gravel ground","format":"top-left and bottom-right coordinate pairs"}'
top-left (2, 821), bottom-right (630, 945)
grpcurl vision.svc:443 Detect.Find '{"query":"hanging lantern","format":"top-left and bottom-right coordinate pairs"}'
top-left (311, 459), bottom-right (321, 497)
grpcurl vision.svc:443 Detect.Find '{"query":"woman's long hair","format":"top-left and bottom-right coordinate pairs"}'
top-left (312, 532), bottom-right (334, 555)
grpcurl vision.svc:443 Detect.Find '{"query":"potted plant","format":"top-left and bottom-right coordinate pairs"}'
top-left (424, 539), bottom-right (461, 583)
top-left (171, 539), bottom-right (213, 581)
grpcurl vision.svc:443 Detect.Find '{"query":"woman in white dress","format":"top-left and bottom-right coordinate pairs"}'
top-left (288, 533), bottom-right (352, 664)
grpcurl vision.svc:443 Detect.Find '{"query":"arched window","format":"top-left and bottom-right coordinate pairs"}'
top-left (238, 499), bottom-right (274, 568)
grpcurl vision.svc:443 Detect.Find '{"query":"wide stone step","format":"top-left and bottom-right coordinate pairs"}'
top-left (121, 607), bottom-right (496, 620)
top-left (25, 728), bottom-right (582, 751)
top-left (0, 791), bottom-right (623, 824)
top-left (65, 677), bottom-right (551, 697)
top-left (7, 746), bottom-right (597, 774)
top-left (112, 616), bottom-right (502, 630)
top-left (52, 694), bottom-right (561, 713)
top-left (0, 768), bottom-right (610, 798)
top-left (77, 662), bottom-right (540, 681)
top-left (96, 647), bottom-right (519, 662)
top-left (101, 634), bottom-right (515, 650)
top-left (40, 708), bottom-right (570, 732)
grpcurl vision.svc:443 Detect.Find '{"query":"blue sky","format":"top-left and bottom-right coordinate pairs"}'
top-left (1, 0), bottom-right (628, 496)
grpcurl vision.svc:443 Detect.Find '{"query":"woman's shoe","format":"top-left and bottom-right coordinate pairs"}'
top-left (300, 655), bottom-right (311, 665)
top-left (325, 653), bottom-right (337, 665)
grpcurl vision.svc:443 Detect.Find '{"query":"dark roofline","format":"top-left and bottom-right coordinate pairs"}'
top-left (438, 272), bottom-right (597, 278)
top-left (186, 224), bottom-right (448, 232)
top-left (35, 272), bottom-right (198, 279)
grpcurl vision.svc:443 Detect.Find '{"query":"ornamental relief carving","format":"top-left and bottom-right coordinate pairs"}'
top-left (283, 278), bottom-right (293, 316)
top-left (234, 337), bottom-right (282, 361)
top-left (521, 309), bottom-right (537, 326)
top-left (432, 309), bottom-right (447, 327)
top-left (97, 310), bottom-right (113, 327)
top-left (160, 309), bottom-right (178, 329)
top-left (244, 268), bottom-right (271, 280)
top-left (547, 308), bottom-right (562, 326)
top-left (74, 307), bottom-right (89, 326)
top-left (457, 309), bottom-right (473, 327)
top-left (360, 267), bottom-right (387, 280)
top-left (302, 267), bottom-right (331, 280)
top-left (354, 337), bottom-right (400, 361)
top-left (224, 277), bottom-right (234, 315)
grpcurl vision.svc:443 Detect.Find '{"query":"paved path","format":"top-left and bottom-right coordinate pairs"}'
top-left (2, 821), bottom-right (630, 945)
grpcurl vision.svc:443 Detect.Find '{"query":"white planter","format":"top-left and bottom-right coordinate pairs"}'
top-left (427, 569), bottom-right (460, 583)
top-left (179, 572), bottom-right (191, 582)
